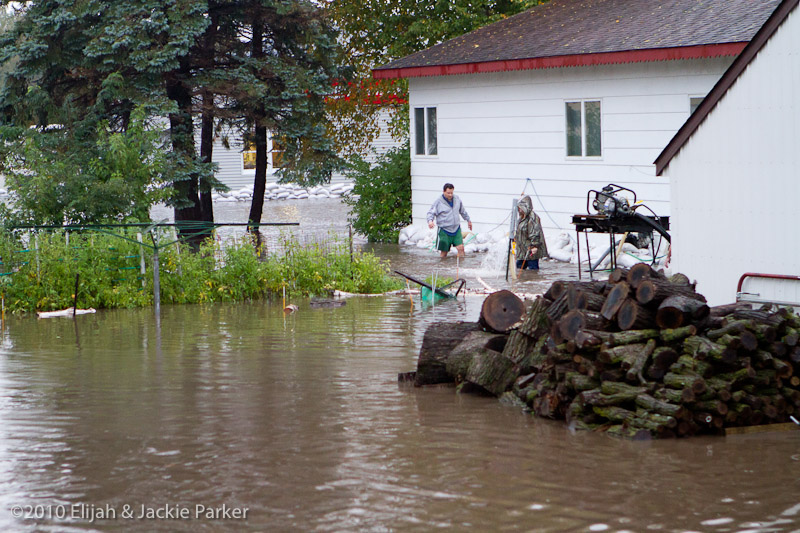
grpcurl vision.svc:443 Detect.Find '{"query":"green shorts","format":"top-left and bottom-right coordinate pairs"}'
top-left (436, 228), bottom-right (463, 252)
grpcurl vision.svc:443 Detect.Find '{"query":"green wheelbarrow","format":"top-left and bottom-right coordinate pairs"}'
top-left (394, 270), bottom-right (466, 302)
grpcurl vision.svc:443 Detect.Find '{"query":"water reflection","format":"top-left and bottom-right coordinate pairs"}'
top-left (0, 297), bottom-right (798, 532)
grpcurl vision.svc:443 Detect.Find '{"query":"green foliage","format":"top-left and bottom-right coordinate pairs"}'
top-left (343, 143), bottom-right (411, 243)
top-left (0, 229), bottom-right (403, 314)
top-left (1, 107), bottom-right (169, 225)
top-left (0, 0), bottom-right (345, 225)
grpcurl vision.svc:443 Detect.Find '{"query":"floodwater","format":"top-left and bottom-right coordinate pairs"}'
top-left (0, 199), bottom-right (797, 532)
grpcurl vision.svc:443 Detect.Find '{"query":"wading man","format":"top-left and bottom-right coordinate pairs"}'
top-left (427, 183), bottom-right (472, 259)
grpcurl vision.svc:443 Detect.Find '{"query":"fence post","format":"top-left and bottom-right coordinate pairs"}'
top-left (34, 232), bottom-right (40, 280)
top-left (153, 245), bottom-right (161, 317)
top-left (137, 233), bottom-right (146, 288)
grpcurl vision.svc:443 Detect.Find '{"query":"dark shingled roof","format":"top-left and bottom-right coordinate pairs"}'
top-left (656, 0), bottom-right (799, 174)
top-left (375, 0), bottom-right (782, 75)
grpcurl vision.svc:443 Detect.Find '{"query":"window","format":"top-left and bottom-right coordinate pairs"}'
top-left (242, 132), bottom-right (285, 172)
top-left (565, 100), bottom-right (602, 157)
top-left (689, 96), bottom-right (705, 114)
top-left (414, 107), bottom-right (437, 156)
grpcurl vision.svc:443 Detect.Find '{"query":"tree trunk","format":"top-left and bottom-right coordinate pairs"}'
top-left (248, 21), bottom-right (268, 231)
top-left (415, 321), bottom-right (480, 386)
top-left (199, 90), bottom-right (216, 224)
top-left (465, 349), bottom-right (520, 396)
top-left (166, 69), bottom-right (203, 246)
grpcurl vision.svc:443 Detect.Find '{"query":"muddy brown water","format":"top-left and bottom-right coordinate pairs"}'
top-left (0, 200), bottom-right (797, 531)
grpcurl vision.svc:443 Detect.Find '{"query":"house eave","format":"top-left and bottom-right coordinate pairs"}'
top-left (372, 43), bottom-right (747, 80)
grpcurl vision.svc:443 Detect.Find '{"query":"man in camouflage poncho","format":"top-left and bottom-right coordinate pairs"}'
top-left (514, 195), bottom-right (548, 270)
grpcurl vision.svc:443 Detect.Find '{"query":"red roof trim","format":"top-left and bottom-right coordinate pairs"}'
top-left (372, 43), bottom-right (747, 79)
top-left (655, 0), bottom-right (799, 175)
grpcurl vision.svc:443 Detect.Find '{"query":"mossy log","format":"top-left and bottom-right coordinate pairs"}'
top-left (598, 343), bottom-right (647, 367)
top-left (783, 328), bottom-right (799, 347)
top-left (660, 325), bottom-right (697, 344)
top-left (546, 292), bottom-right (570, 323)
top-left (707, 319), bottom-right (748, 340)
top-left (773, 358), bottom-right (793, 379)
top-left (651, 346), bottom-right (680, 372)
top-left (692, 399), bottom-right (728, 416)
top-left (610, 267), bottom-right (630, 283)
top-left (416, 321), bottom-right (481, 386)
top-left (566, 371), bottom-right (600, 392)
top-left (668, 272), bottom-right (692, 286)
top-left (626, 338), bottom-right (656, 384)
top-left (627, 262), bottom-right (658, 289)
top-left (663, 372), bottom-right (707, 394)
top-left (605, 424), bottom-right (654, 440)
top-left (544, 280), bottom-right (570, 301)
top-left (709, 302), bottom-right (752, 317)
top-left (558, 310), bottom-right (607, 341)
top-left (601, 282), bottom-right (630, 320)
top-left (617, 298), bottom-right (656, 331)
top-left (635, 393), bottom-right (687, 419)
top-left (634, 409), bottom-right (678, 429)
top-left (600, 381), bottom-right (647, 398)
top-left (732, 309), bottom-right (785, 328)
top-left (635, 278), bottom-right (707, 306)
top-left (446, 330), bottom-right (512, 384)
top-left (716, 366), bottom-right (756, 387)
top-left (656, 295), bottom-right (709, 329)
top-left (567, 285), bottom-right (606, 312)
top-left (502, 330), bottom-right (533, 366)
top-left (593, 405), bottom-right (636, 423)
top-left (518, 297), bottom-right (551, 337)
top-left (607, 329), bottom-right (660, 346)
top-left (670, 354), bottom-right (712, 377)
top-left (464, 349), bottom-right (520, 396)
top-left (682, 335), bottom-right (736, 365)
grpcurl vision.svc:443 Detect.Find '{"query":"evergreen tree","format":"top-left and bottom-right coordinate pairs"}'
top-left (0, 0), bottom-right (343, 231)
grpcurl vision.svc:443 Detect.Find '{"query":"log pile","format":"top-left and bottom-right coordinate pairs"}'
top-left (407, 263), bottom-right (800, 439)
top-left (507, 264), bottom-right (800, 438)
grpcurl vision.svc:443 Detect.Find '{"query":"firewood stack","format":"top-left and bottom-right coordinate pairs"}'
top-left (505, 263), bottom-right (800, 439)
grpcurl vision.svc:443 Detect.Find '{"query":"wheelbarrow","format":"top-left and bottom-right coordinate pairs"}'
top-left (394, 270), bottom-right (466, 302)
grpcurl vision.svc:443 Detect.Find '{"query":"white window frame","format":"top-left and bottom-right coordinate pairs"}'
top-left (413, 106), bottom-right (438, 157)
top-left (565, 99), bottom-right (603, 159)
top-left (242, 132), bottom-right (283, 175)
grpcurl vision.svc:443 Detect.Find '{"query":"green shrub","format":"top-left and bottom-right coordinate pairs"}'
top-left (343, 142), bottom-right (411, 243)
top-left (0, 229), bottom-right (403, 314)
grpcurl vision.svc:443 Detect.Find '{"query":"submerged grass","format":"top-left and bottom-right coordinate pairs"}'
top-left (0, 230), bottom-right (403, 314)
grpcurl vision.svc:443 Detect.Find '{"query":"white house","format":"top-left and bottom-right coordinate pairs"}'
top-left (655, 0), bottom-right (800, 306)
top-left (204, 107), bottom-right (401, 192)
top-left (373, 0), bottom-right (780, 240)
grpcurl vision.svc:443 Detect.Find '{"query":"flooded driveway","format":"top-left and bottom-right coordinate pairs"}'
top-left (0, 199), bottom-right (796, 531)
top-left (1, 296), bottom-right (799, 532)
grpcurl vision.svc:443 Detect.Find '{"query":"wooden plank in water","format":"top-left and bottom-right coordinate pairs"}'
top-left (724, 423), bottom-right (800, 436)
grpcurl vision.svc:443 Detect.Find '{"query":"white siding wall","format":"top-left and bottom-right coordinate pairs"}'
top-left (663, 7), bottom-right (800, 306)
top-left (408, 58), bottom-right (733, 234)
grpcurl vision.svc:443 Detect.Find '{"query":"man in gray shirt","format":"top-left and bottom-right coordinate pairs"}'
top-left (427, 183), bottom-right (472, 259)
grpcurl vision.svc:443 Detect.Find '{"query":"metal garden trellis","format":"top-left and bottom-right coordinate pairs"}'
top-left (5, 221), bottom-right (299, 317)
